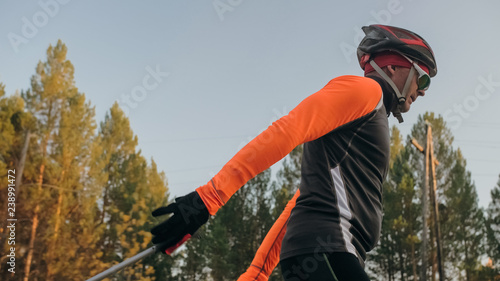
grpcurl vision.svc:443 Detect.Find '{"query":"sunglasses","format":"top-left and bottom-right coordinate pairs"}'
top-left (400, 53), bottom-right (431, 91)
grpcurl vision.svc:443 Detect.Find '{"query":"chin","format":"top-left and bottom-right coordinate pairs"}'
top-left (400, 103), bottom-right (411, 113)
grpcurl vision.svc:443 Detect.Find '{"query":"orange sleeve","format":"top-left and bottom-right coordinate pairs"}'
top-left (196, 75), bottom-right (382, 215)
top-left (237, 190), bottom-right (300, 281)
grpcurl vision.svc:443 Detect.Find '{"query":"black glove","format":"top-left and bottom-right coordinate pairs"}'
top-left (151, 191), bottom-right (209, 253)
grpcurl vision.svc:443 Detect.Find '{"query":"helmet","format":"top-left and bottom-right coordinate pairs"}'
top-left (357, 25), bottom-right (437, 77)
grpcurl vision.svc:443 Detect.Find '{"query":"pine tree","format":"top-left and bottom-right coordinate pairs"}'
top-left (94, 103), bottom-right (171, 280)
top-left (486, 175), bottom-right (500, 270)
top-left (400, 112), bottom-right (490, 280)
top-left (207, 168), bottom-right (274, 280)
top-left (20, 40), bottom-right (82, 280)
top-left (0, 84), bottom-right (33, 280)
top-left (0, 85), bottom-right (26, 208)
top-left (1, 42), bottom-right (174, 281)
top-left (441, 149), bottom-right (485, 280)
top-left (175, 223), bottom-right (210, 281)
top-left (369, 126), bottom-right (420, 281)
top-left (44, 90), bottom-right (99, 280)
top-left (409, 112), bottom-right (455, 280)
top-left (142, 160), bottom-right (179, 281)
top-left (95, 103), bottom-right (139, 264)
top-left (0, 84), bottom-right (21, 180)
top-left (3, 40), bottom-right (111, 280)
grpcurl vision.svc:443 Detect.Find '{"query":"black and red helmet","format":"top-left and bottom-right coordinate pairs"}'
top-left (357, 25), bottom-right (437, 77)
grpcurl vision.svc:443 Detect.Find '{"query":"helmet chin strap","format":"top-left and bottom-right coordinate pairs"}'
top-left (369, 60), bottom-right (415, 123)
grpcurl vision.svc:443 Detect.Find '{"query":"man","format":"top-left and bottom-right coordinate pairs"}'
top-left (151, 24), bottom-right (437, 280)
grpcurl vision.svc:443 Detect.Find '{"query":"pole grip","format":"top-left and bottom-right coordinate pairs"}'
top-left (165, 234), bottom-right (191, 255)
top-left (86, 235), bottom-right (193, 281)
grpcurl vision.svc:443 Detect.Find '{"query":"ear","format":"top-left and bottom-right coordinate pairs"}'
top-left (386, 64), bottom-right (397, 75)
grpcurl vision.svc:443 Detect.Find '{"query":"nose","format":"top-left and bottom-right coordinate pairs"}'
top-left (417, 90), bottom-right (426, 97)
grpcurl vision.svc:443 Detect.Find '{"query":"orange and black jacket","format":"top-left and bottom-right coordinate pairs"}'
top-left (196, 75), bottom-right (393, 280)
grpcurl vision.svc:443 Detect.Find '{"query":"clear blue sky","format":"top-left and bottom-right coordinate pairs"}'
top-left (1, 0), bottom-right (499, 209)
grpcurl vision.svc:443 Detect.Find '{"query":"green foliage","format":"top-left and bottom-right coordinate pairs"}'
top-left (369, 127), bottom-right (421, 281)
top-left (1, 40), bottom-right (497, 281)
top-left (440, 150), bottom-right (485, 280)
top-left (0, 41), bottom-right (171, 281)
top-left (95, 104), bottom-right (171, 280)
top-left (409, 113), bottom-right (456, 279)
top-left (0, 85), bottom-right (31, 278)
top-left (369, 114), bottom-right (493, 281)
top-left (0, 86), bottom-right (25, 183)
top-left (486, 176), bottom-right (500, 270)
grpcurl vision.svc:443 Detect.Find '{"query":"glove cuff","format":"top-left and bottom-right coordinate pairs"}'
top-left (196, 180), bottom-right (225, 216)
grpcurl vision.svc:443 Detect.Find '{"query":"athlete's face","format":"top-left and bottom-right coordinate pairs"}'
top-left (388, 66), bottom-right (426, 113)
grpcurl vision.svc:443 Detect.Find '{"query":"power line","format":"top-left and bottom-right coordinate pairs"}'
top-left (166, 164), bottom-right (223, 173)
top-left (455, 139), bottom-right (500, 144)
top-left (471, 173), bottom-right (500, 176)
top-left (464, 122), bottom-right (500, 126)
top-left (455, 143), bottom-right (500, 149)
top-left (168, 180), bottom-right (206, 187)
top-left (141, 134), bottom-right (252, 143)
top-left (466, 158), bottom-right (500, 163)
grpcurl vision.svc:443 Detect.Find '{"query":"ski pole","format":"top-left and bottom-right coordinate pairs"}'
top-left (85, 234), bottom-right (191, 281)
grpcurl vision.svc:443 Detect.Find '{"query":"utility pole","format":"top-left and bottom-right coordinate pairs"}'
top-left (427, 125), bottom-right (445, 281)
top-left (411, 137), bottom-right (429, 281)
top-left (15, 130), bottom-right (31, 198)
top-left (411, 121), bottom-right (444, 281)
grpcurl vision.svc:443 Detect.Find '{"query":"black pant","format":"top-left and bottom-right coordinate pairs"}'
top-left (280, 252), bottom-right (370, 281)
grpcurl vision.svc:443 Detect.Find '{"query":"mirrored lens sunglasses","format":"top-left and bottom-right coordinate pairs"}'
top-left (400, 53), bottom-right (431, 91)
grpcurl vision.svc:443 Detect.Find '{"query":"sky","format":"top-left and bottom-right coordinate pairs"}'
top-left (1, 0), bottom-right (499, 209)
